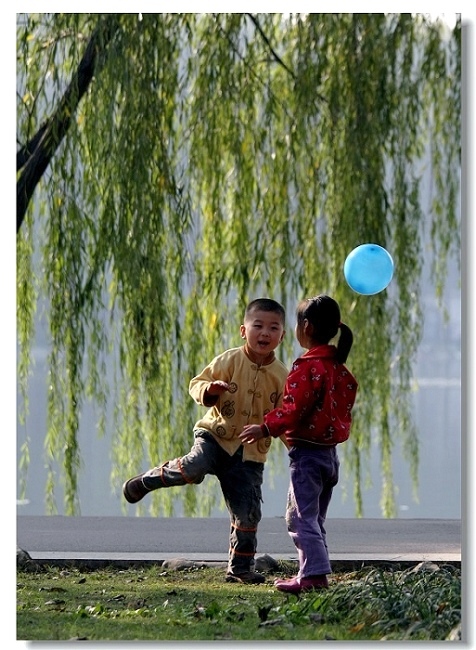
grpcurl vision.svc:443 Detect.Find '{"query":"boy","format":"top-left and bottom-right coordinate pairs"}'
top-left (123, 298), bottom-right (288, 583)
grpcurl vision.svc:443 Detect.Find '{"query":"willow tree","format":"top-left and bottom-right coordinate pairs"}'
top-left (17, 13), bottom-right (460, 517)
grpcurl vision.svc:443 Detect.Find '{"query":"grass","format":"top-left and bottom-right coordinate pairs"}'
top-left (17, 561), bottom-right (461, 642)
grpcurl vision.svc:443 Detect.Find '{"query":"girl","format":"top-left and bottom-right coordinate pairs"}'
top-left (239, 295), bottom-right (358, 594)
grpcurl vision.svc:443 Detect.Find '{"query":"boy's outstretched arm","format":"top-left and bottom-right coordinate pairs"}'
top-left (206, 380), bottom-right (230, 395)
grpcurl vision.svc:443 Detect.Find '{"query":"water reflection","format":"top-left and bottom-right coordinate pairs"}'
top-left (17, 266), bottom-right (461, 520)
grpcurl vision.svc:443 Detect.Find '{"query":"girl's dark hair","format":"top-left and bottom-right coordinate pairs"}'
top-left (296, 294), bottom-right (353, 363)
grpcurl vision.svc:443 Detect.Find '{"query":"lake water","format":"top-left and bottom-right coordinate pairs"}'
top-left (16, 259), bottom-right (461, 520)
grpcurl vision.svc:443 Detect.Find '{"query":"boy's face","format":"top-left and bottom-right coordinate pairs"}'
top-left (240, 309), bottom-right (285, 359)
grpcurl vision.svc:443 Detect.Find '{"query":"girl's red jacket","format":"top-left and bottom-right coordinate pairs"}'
top-left (262, 344), bottom-right (358, 446)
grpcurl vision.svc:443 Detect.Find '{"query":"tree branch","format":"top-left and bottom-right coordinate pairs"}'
top-left (246, 13), bottom-right (296, 80)
top-left (246, 13), bottom-right (327, 106)
top-left (16, 14), bottom-right (121, 234)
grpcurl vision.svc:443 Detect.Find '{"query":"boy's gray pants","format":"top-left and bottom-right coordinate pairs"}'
top-left (142, 429), bottom-right (264, 576)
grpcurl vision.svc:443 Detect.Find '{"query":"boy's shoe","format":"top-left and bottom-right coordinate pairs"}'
top-left (274, 575), bottom-right (328, 594)
top-left (122, 474), bottom-right (151, 504)
top-left (225, 571), bottom-right (266, 584)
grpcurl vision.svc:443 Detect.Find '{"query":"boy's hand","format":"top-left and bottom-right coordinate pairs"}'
top-left (206, 380), bottom-right (230, 396)
top-left (239, 424), bottom-right (264, 444)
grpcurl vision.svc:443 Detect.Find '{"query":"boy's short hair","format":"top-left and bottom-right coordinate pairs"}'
top-left (245, 298), bottom-right (286, 326)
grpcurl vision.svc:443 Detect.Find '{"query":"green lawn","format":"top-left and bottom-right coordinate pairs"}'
top-left (17, 562), bottom-right (461, 642)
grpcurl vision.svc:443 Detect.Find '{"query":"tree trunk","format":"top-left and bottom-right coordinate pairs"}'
top-left (16, 14), bottom-right (121, 233)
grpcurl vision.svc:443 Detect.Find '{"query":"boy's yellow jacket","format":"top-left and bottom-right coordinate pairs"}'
top-left (189, 346), bottom-right (288, 462)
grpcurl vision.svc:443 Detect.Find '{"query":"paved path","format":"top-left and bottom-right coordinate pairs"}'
top-left (17, 516), bottom-right (461, 568)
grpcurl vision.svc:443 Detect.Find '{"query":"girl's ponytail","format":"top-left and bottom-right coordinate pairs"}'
top-left (298, 294), bottom-right (354, 363)
top-left (335, 322), bottom-right (353, 363)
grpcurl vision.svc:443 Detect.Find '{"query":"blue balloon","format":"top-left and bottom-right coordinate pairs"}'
top-left (344, 244), bottom-right (394, 295)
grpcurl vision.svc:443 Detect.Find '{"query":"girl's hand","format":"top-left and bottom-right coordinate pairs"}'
top-left (239, 424), bottom-right (264, 444)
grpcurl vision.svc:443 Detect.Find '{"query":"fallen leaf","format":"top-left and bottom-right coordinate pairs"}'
top-left (350, 622), bottom-right (365, 633)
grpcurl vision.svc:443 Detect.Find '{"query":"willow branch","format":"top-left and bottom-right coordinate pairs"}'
top-left (16, 14), bottom-right (121, 234)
